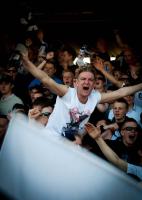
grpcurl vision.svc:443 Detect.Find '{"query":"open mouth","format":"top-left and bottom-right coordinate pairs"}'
top-left (65, 81), bottom-right (70, 85)
top-left (115, 114), bottom-right (120, 118)
top-left (83, 86), bottom-right (89, 90)
top-left (128, 135), bottom-right (136, 140)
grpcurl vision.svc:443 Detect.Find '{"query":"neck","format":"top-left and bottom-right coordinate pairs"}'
top-left (2, 92), bottom-right (12, 99)
top-left (116, 117), bottom-right (125, 123)
top-left (78, 95), bottom-right (88, 104)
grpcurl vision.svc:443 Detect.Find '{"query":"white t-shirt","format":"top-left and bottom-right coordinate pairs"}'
top-left (46, 87), bottom-right (101, 136)
top-left (127, 163), bottom-right (142, 181)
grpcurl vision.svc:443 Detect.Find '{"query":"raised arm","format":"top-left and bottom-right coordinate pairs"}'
top-left (85, 123), bottom-right (127, 171)
top-left (22, 53), bottom-right (68, 97)
top-left (92, 59), bottom-right (123, 88)
top-left (100, 83), bottom-right (142, 103)
top-left (37, 51), bottom-right (54, 70)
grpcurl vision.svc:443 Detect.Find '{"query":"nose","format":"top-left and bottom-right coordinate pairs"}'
top-left (84, 79), bottom-right (89, 84)
top-left (114, 108), bottom-right (119, 112)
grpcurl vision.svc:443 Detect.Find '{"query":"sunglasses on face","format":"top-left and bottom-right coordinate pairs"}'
top-left (123, 126), bottom-right (138, 132)
top-left (40, 112), bottom-right (51, 117)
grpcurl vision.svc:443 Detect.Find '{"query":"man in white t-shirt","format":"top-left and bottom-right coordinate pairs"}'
top-left (22, 53), bottom-right (142, 141)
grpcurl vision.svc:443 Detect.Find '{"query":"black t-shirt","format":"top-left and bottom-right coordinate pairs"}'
top-left (82, 135), bottom-right (139, 165)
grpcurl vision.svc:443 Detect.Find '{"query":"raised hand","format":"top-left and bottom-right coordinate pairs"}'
top-left (84, 123), bottom-right (101, 139)
top-left (28, 107), bottom-right (41, 120)
top-left (46, 51), bottom-right (54, 60)
top-left (92, 57), bottom-right (104, 72)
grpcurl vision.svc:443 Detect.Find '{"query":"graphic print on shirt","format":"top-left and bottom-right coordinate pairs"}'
top-left (62, 107), bottom-right (90, 140)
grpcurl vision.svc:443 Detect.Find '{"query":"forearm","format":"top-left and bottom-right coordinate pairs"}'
top-left (37, 60), bottom-right (46, 69)
top-left (101, 83), bottom-right (142, 103)
top-left (120, 83), bottom-right (142, 97)
top-left (100, 69), bottom-right (122, 88)
top-left (23, 59), bottom-right (48, 82)
top-left (95, 137), bottom-right (127, 171)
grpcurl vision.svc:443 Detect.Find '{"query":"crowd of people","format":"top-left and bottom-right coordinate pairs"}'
top-left (0, 26), bottom-right (142, 184)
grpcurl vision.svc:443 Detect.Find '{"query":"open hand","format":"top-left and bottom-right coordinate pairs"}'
top-left (84, 123), bottom-right (101, 139)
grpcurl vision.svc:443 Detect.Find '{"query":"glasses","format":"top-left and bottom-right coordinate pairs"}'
top-left (40, 112), bottom-right (51, 117)
top-left (123, 127), bottom-right (138, 132)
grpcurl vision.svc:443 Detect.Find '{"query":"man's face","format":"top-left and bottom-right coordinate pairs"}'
top-left (43, 63), bottom-right (56, 77)
top-left (94, 75), bottom-right (105, 90)
top-left (37, 106), bottom-right (53, 126)
top-left (29, 89), bottom-right (43, 102)
top-left (0, 82), bottom-right (13, 96)
top-left (113, 102), bottom-right (127, 121)
top-left (123, 49), bottom-right (136, 65)
top-left (121, 121), bottom-right (139, 147)
top-left (7, 67), bottom-right (17, 80)
top-left (62, 51), bottom-right (73, 63)
top-left (76, 71), bottom-right (95, 101)
top-left (63, 72), bottom-right (74, 86)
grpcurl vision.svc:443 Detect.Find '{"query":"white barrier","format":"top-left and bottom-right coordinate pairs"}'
top-left (0, 115), bottom-right (142, 200)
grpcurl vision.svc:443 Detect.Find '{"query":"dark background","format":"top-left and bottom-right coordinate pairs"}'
top-left (0, 1), bottom-right (142, 48)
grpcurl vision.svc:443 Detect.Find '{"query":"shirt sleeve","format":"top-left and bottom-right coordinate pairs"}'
top-left (127, 163), bottom-right (142, 180)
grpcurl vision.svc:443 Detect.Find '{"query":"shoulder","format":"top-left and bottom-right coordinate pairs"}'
top-left (91, 90), bottom-right (101, 99)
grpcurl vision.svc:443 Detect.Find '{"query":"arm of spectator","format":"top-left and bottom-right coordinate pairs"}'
top-left (28, 108), bottom-right (41, 120)
top-left (84, 122), bottom-right (127, 171)
top-left (22, 53), bottom-right (68, 97)
top-left (100, 83), bottom-right (142, 103)
top-left (37, 51), bottom-right (55, 70)
top-left (37, 60), bottom-right (46, 70)
top-left (103, 123), bottom-right (119, 132)
top-left (93, 59), bottom-right (123, 88)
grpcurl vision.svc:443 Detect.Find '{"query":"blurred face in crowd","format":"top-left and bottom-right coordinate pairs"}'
top-left (121, 121), bottom-right (139, 147)
top-left (7, 67), bottom-right (17, 80)
top-left (25, 37), bottom-right (32, 47)
top-left (123, 48), bottom-right (137, 65)
top-left (94, 74), bottom-right (105, 91)
top-left (62, 51), bottom-right (71, 61)
top-left (37, 30), bottom-right (44, 41)
top-left (63, 71), bottom-right (74, 87)
top-left (36, 106), bottom-right (53, 126)
top-left (96, 38), bottom-right (108, 53)
top-left (29, 88), bottom-right (43, 102)
top-left (113, 102), bottom-right (128, 121)
top-left (113, 70), bottom-right (121, 81)
top-left (43, 63), bottom-right (56, 77)
top-left (0, 82), bottom-right (13, 96)
top-left (59, 51), bottom-right (73, 66)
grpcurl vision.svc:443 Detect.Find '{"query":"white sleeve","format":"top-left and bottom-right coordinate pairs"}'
top-left (127, 163), bottom-right (142, 180)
